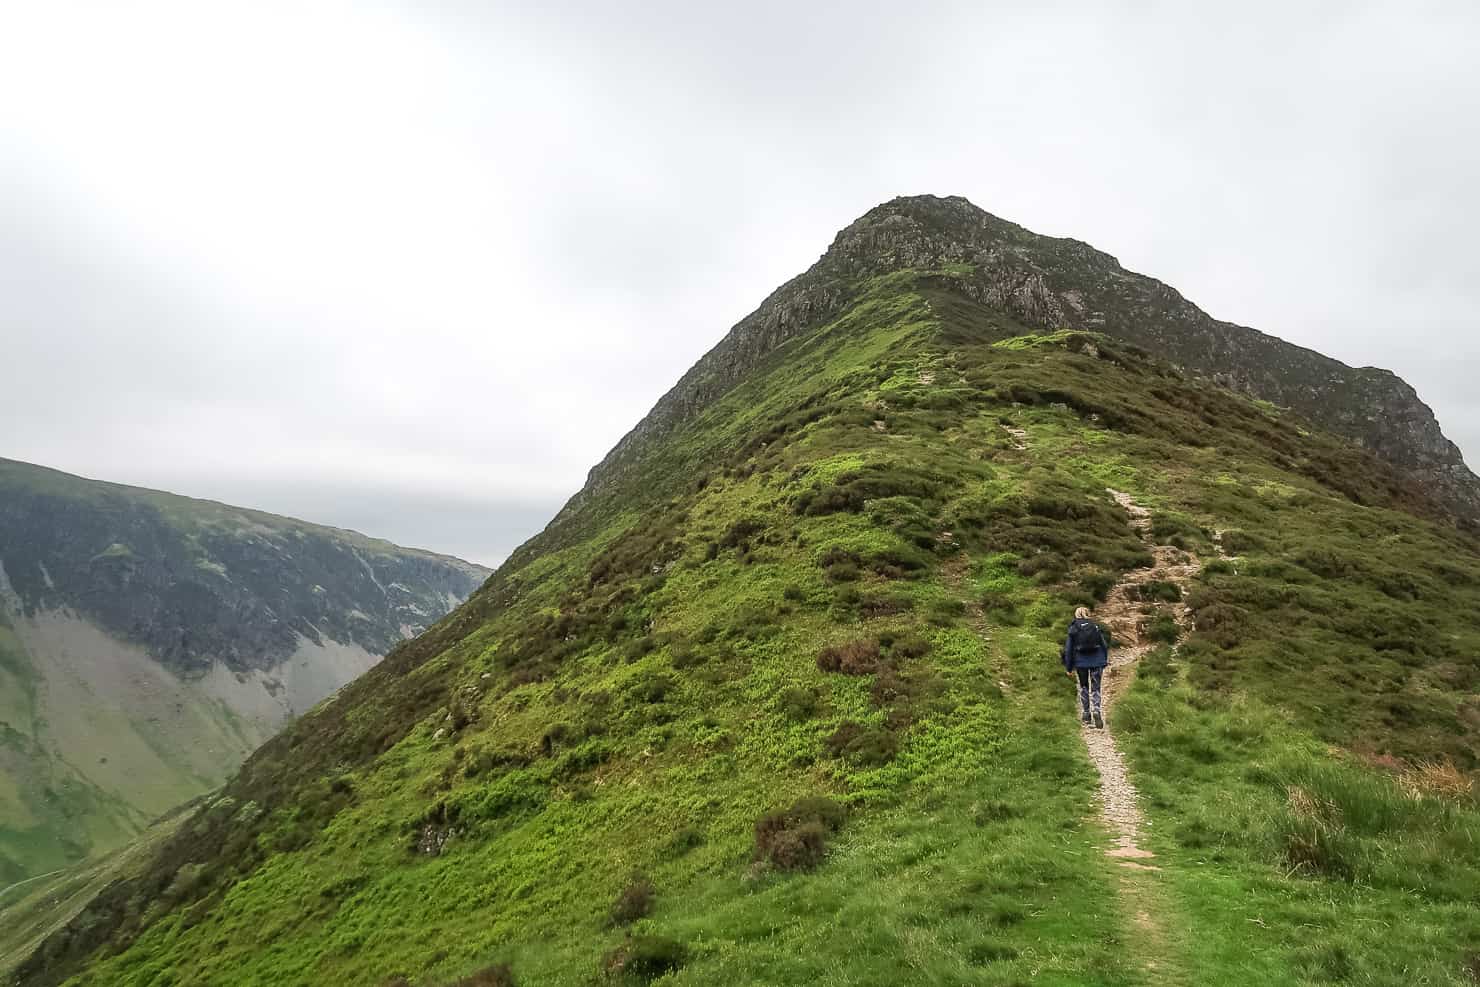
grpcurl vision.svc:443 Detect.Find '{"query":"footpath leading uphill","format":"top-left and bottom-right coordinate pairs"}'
top-left (1087, 491), bottom-right (1202, 863)
top-left (1076, 490), bottom-right (1207, 978)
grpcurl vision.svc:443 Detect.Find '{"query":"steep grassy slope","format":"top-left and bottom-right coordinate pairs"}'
top-left (19, 265), bottom-right (1480, 986)
top-left (0, 461), bottom-right (489, 883)
top-left (0, 806), bottom-right (192, 977)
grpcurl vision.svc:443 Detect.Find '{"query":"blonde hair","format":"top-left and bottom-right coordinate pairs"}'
top-left (1074, 607), bottom-right (1091, 619)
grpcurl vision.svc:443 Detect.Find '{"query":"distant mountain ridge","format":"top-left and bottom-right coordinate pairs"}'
top-left (0, 458), bottom-right (489, 883)
top-left (570, 195), bottom-right (1478, 520)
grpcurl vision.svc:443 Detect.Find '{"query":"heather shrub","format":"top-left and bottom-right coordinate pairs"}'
top-left (450, 965), bottom-right (516, 987)
top-left (601, 936), bottom-right (688, 982)
top-left (776, 686), bottom-right (820, 721)
top-left (889, 632), bottom-right (931, 660)
top-left (1138, 579), bottom-right (1183, 603)
top-left (754, 796), bottom-right (847, 871)
top-left (1148, 615), bottom-right (1181, 643)
top-left (816, 638), bottom-right (881, 674)
top-left (608, 875), bottom-right (656, 926)
top-left (927, 597), bottom-right (966, 625)
top-left (824, 722), bottom-right (898, 765)
top-left (1078, 570), bottom-right (1117, 601)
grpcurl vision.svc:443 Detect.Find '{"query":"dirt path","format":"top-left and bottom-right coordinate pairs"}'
top-left (0, 869), bottom-right (66, 904)
top-left (1077, 490), bottom-right (1203, 974)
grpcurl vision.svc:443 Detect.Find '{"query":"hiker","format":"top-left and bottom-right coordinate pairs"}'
top-left (1062, 606), bottom-right (1108, 728)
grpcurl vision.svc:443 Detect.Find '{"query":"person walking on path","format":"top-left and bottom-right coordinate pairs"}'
top-left (1062, 606), bottom-right (1109, 728)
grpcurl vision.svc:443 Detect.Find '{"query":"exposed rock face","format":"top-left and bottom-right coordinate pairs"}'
top-left (569, 195), bottom-right (1478, 518)
top-left (0, 458), bottom-right (490, 880)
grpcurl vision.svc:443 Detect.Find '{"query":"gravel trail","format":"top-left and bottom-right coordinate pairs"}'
top-left (1078, 490), bottom-right (1205, 975)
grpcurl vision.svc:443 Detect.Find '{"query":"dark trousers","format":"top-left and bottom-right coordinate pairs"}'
top-left (1076, 666), bottom-right (1103, 715)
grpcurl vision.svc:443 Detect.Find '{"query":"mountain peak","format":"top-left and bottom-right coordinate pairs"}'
top-left (558, 196), bottom-right (1478, 523)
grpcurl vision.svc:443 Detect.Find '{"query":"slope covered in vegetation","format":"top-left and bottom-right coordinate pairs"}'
top-left (18, 265), bottom-right (1480, 985)
top-left (0, 459), bottom-right (489, 884)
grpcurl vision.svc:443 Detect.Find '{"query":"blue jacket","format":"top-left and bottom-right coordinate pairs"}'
top-left (1062, 619), bottom-right (1109, 671)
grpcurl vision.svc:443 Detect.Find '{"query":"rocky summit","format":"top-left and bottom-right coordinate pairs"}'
top-left (10, 198), bottom-right (1479, 987)
top-left (576, 196), bottom-right (1479, 521)
top-left (0, 458), bottom-right (488, 886)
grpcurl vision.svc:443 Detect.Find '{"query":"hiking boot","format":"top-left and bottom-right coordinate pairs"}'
top-left (1080, 711), bottom-right (1091, 725)
top-left (1093, 710), bottom-right (1104, 729)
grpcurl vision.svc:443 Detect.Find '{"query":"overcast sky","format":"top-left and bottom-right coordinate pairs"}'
top-left (3, 2), bottom-right (1477, 566)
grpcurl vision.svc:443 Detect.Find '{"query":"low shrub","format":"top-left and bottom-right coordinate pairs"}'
top-left (1138, 580), bottom-right (1183, 603)
top-left (870, 667), bottom-right (907, 707)
top-left (667, 826), bottom-right (704, 855)
top-left (623, 636), bottom-right (656, 662)
top-left (889, 633), bottom-right (932, 660)
top-left (1218, 528), bottom-right (1262, 554)
top-left (754, 796), bottom-right (847, 871)
top-left (817, 639), bottom-right (881, 674)
top-left (1078, 570), bottom-right (1117, 601)
top-left (625, 672), bottom-right (676, 705)
top-left (601, 936), bottom-right (688, 982)
top-left (866, 543), bottom-right (934, 578)
top-left (669, 644), bottom-right (704, 669)
top-left (1018, 552), bottom-right (1067, 581)
top-left (824, 722), bottom-right (898, 765)
top-left (776, 686), bottom-right (820, 721)
top-left (540, 723), bottom-right (573, 757)
top-left (1148, 616), bottom-right (1181, 643)
top-left (794, 464), bottom-right (949, 517)
top-left (446, 964), bottom-right (516, 987)
top-left (858, 593), bottom-right (913, 618)
top-left (825, 561), bottom-right (861, 582)
top-left (608, 876), bottom-right (656, 926)
top-left (927, 597), bottom-right (966, 625)
top-left (719, 516), bottom-right (766, 550)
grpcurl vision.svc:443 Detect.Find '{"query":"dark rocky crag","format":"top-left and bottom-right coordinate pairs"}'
top-left (570, 195), bottom-right (1478, 519)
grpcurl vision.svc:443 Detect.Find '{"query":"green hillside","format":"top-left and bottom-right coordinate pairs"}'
top-left (18, 242), bottom-right (1480, 983)
top-left (0, 459), bottom-right (490, 885)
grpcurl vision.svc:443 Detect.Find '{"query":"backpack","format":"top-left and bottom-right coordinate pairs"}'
top-left (1071, 619), bottom-right (1106, 655)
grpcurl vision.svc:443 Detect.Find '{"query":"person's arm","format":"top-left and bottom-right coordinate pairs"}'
top-left (1062, 630), bottom-right (1074, 672)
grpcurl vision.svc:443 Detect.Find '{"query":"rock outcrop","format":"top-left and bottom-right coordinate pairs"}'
top-left (569, 195), bottom-right (1478, 518)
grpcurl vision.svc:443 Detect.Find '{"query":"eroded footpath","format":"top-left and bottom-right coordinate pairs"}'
top-left (1079, 490), bottom-right (1205, 979)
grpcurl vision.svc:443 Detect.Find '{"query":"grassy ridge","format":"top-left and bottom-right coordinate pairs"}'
top-left (24, 273), bottom-right (1480, 985)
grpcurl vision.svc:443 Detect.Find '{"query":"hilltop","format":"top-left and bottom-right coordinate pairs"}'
top-left (573, 195), bottom-right (1478, 522)
top-left (0, 458), bottom-right (489, 885)
top-left (14, 201), bottom-right (1479, 986)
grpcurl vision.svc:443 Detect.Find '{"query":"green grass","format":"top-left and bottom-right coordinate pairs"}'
top-left (0, 806), bottom-right (193, 978)
top-left (20, 275), bottom-right (1480, 987)
top-left (1116, 679), bottom-right (1480, 984)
